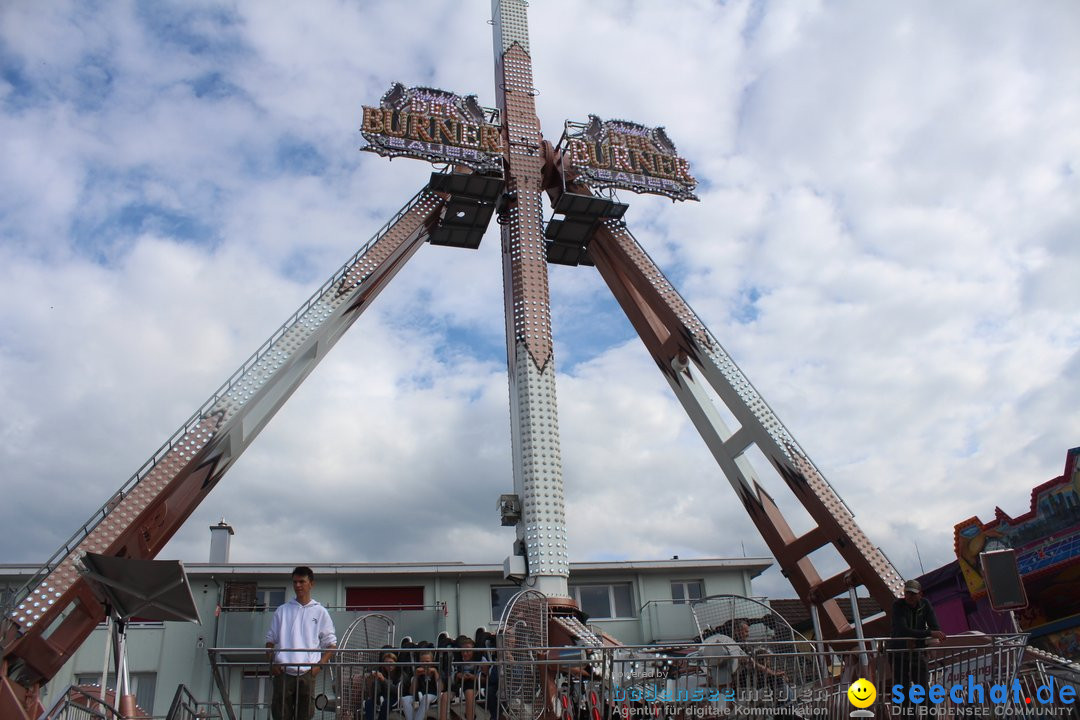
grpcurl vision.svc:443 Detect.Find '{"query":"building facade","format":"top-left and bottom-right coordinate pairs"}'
top-left (1, 554), bottom-right (770, 716)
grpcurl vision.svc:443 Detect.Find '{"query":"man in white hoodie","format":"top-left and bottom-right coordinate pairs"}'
top-left (265, 566), bottom-right (338, 720)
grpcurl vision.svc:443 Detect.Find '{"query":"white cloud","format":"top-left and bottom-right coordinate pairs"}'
top-left (1, 0), bottom-right (1078, 613)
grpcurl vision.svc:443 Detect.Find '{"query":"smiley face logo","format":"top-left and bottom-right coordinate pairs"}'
top-left (847, 678), bottom-right (876, 708)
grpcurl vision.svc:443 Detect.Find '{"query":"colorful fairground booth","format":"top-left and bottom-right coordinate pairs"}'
top-left (924, 446), bottom-right (1080, 660)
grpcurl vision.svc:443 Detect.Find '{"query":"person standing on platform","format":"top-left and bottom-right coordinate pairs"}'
top-left (890, 579), bottom-right (945, 708)
top-left (265, 566), bottom-right (338, 720)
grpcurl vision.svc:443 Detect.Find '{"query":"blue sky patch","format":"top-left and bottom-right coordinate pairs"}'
top-left (438, 324), bottom-right (506, 369)
top-left (732, 285), bottom-right (763, 324)
top-left (0, 51), bottom-right (41, 112)
top-left (72, 56), bottom-right (115, 112)
top-left (276, 136), bottom-right (328, 176)
top-left (71, 188), bottom-right (217, 262)
top-left (190, 71), bottom-right (238, 100)
top-left (135, 1), bottom-right (244, 58)
top-left (115, 203), bottom-right (211, 241)
top-left (553, 292), bottom-right (636, 371)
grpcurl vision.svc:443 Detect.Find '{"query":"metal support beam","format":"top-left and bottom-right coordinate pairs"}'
top-left (492, 0), bottom-right (570, 599)
top-left (584, 210), bottom-right (903, 641)
top-left (4, 187), bottom-right (445, 682)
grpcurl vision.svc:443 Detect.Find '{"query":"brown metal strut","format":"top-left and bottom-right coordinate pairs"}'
top-left (1, 187), bottom-right (449, 709)
top-left (574, 188), bottom-right (903, 640)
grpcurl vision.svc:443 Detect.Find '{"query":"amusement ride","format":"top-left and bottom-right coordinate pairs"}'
top-left (9, 2), bottom-right (1045, 718)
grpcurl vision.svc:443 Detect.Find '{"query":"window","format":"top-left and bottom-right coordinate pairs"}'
top-left (490, 586), bottom-right (520, 622)
top-left (223, 582), bottom-right (284, 611)
top-left (75, 673), bottom-right (156, 714)
top-left (242, 672), bottom-right (272, 713)
top-left (223, 581), bottom-right (257, 611)
top-left (569, 584), bottom-right (634, 619)
top-left (671, 580), bottom-right (704, 605)
top-left (256, 587), bottom-right (286, 611)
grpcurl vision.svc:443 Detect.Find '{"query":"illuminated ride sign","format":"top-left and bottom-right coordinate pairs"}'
top-left (562, 115), bottom-right (698, 202)
top-left (361, 83), bottom-right (504, 174)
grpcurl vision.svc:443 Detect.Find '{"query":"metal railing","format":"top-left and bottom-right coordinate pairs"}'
top-left (1015, 647), bottom-right (1080, 718)
top-left (167, 684), bottom-right (224, 720)
top-left (217, 604), bottom-right (446, 652)
top-left (197, 633), bottom-right (1075, 720)
top-left (40, 686), bottom-right (116, 720)
top-left (208, 645), bottom-right (500, 720)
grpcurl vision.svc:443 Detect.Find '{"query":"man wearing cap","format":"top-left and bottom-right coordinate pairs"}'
top-left (890, 579), bottom-right (946, 709)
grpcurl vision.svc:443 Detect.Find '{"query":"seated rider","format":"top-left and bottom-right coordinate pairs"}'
top-left (403, 650), bottom-right (441, 720)
top-left (364, 649), bottom-right (402, 720)
top-left (451, 635), bottom-right (485, 720)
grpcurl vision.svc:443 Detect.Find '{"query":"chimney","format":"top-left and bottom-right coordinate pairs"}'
top-left (209, 519), bottom-right (234, 563)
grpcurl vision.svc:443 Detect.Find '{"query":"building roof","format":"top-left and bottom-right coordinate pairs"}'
top-left (770, 596), bottom-right (883, 631)
top-left (0, 556), bottom-right (773, 579)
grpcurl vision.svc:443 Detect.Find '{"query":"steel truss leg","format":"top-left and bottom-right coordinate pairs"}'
top-left (4, 186), bottom-right (448, 682)
top-left (587, 218), bottom-right (903, 640)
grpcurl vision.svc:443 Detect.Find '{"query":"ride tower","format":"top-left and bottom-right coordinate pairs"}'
top-left (491, 0), bottom-right (570, 602)
top-left (2, 2), bottom-right (908, 716)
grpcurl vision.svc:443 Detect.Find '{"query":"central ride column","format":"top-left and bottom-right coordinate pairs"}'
top-left (491, 0), bottom-right (569, 599)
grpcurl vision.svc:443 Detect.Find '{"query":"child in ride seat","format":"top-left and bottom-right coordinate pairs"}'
top-left (475, 629), bottom-right (499, 720)
top-left (403, 650), bottom-right (441, 720)
top-left (451, 636), bottom-right (485, 720)
top-left (364, 650), bottom-right (402, 720)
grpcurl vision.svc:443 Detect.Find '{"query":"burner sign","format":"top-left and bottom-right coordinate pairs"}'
top-left (563, 116), bottom-right (697, 201)
top-left (361, 83), bottom-right (504, 174)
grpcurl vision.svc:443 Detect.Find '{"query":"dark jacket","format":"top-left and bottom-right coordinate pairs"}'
top-left (890, 597), bottom-right (940, 648)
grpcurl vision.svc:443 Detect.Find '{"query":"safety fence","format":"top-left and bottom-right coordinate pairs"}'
top-left (196, 633), bottom-right (1080, 720)
top-left (40, 685), bottom-right (119, 720)
top-left (165, 684), bottom-right (225, 720)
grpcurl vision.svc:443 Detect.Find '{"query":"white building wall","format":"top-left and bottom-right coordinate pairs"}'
top-left (2, 557), bottom-right (771, 716)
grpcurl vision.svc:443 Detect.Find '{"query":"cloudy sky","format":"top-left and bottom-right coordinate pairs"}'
top-left (1, 1), bottom-right (1078, 602)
